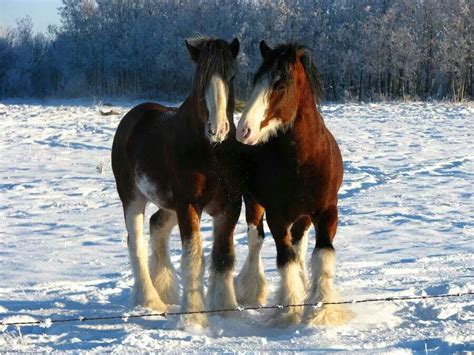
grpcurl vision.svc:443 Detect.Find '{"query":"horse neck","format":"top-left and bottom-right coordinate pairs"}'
top-left (289, 84), bottom-right (326, 158)
top-left (293, 85), bottom-right (323, 134)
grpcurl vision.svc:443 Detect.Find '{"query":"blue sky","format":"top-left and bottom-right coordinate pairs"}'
top-left (0, 0), bottom-right (62, 33)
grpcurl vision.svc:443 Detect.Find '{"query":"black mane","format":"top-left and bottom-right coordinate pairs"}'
top-left (188, 37), bottom-right (236, 97)
top-left (253, 42), bottom-right (323, 103)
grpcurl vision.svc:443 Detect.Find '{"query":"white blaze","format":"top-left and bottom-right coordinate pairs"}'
top-left (205, 74), bottom-right (229, 143)
top-left (236, 77), bottom-right (271, 145)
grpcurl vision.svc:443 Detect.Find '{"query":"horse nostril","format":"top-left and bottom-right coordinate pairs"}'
top-left (208, 122), bottom-right (216, 136)
top-left (243, 127), bottom-right (251, 139)
top-left (224, 122), bottom-right (229, 132)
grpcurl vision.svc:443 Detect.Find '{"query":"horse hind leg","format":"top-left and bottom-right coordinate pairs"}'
top-left (234, 197), bottom-right (268, 306)
top-left (291, 216), bottom-right (311, 288)
top-left (149, 209), bottom-right (179, 305)
top-left (303, 206), bottom-right (354, 326)
top-left (125, 195), bottom-right (167, 312)
top-left (207, 200), bottom-right (241, 313)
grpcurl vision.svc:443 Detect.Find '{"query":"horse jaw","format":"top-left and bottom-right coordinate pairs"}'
top-left (205, 74), bottom-right (229, 144)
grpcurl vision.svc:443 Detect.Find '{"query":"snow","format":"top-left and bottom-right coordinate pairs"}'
top-left (0, 100), bottom-right (473, 352)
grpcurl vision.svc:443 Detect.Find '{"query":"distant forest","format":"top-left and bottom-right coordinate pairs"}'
top-left (0, 0), bottom-right (472, 101)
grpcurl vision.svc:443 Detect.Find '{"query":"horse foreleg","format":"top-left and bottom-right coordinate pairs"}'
top-left (235, 196), bottom-right (268, 305)
top-left (125, 196), bottom-right (167, 311)
top-left (290, 216), bottom-right (311, 288)
top-left (149, 209), bottom-right (179, 305)
top-left (177, 204), bottom-right (208, 327)
top-left (266, 212), bottom-right (306, 327)
top-left (303, 205), bottom-right (354, 326)
top-left (207, 200), bottom-right (241, 313)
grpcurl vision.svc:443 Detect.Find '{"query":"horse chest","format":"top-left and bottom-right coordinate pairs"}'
top-left (251, 150), bottom-right (297, 199)
top-left (250, 144), bottom-right (327, 213)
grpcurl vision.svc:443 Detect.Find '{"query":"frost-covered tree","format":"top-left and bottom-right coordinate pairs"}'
top-left (0, 0), bottom-right (472, 100)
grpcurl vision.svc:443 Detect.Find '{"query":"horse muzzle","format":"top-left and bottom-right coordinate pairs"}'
top-left (236, 122), bottom-right (259, 145)
top-left (207, 121), bottom-right (229, 143)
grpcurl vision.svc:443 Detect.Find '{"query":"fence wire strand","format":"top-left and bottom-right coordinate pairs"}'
top-left (1, 291), bottom-right (473, 327)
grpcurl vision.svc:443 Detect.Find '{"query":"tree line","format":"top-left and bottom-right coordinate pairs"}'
top-left (0, 0), bottom-right (472, 101)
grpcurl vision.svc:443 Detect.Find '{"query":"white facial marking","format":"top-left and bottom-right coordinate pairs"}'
top-left (258, 118), bottom-right (289, 144)
top-left (236, 77), bottom-right (271, 145)
top-left (237, 75), bottom-right (288, 145)
top-left (205, 74), bottom-right (229, 143)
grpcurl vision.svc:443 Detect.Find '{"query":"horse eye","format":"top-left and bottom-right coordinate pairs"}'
top-left (273, 79), bottom-right (285, 91)
top-left (229, 75), bottom-right (235, 82)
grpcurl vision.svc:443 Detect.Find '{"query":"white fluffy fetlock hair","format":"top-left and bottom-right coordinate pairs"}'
top-left (293, 228), bottom-right (309, 288)
top-left (234, 225), bottom-right (268, 305)
top-left (207, 269), bottom-right (238, 314)
top-left (149, 214), bottom-right (179, 305)
top-left (149, 255), bottom-right (179, 305)
top-left (126, 199), bottom-right (167, 312)
top-left (179, 237), bottom-right (208, 328)
top-left (266, 260), bottom-right (306, 327)
top-left (303, 248), bottom-right (354, 326)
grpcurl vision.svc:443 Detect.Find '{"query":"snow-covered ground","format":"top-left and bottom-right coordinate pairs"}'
top-left (0, 101), bottom-right (473, 352)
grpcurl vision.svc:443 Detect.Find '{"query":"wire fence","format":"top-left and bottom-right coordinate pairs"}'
top-left (1, 291), bottom-right (473, 327)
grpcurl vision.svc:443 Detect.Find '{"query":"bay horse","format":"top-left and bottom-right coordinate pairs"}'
top-left (235, 41), bottom-right (354, 326)
top-left (111, 37), bottom-right (241, 327)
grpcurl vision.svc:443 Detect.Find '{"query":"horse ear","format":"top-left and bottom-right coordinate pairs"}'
top-left (185, 40), bottom-right (200, 62)
top-left (229, 38), bottom-right (240, 58)
top-left (260, 40), bottom-right (272, 60)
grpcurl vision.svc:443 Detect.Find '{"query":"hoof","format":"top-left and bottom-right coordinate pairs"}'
top-left (179, 312), bottom-right (209, 328)
top-left (133, 285), bottom-right (167, 312)
top-left (142, 297), bottom-right (168, 312)
top-left (303, 304), bottom-right (354, 326)
top-left (265, 307), bottom-right (302, 328)
top-left (207, 301), bottom-right (239, 318)
top-left (136, 295), bottom-right (168, 312)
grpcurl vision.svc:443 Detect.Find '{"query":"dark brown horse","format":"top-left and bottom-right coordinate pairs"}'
top-left (111, 37), bottom-right (241, 327)
top-left (235, 41), bottom-right (353, 326)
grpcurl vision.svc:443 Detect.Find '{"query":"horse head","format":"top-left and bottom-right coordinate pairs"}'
top-left (237, 41), bottom-right (322, 145)
top-left (186, 37), bottom-right (240, 144)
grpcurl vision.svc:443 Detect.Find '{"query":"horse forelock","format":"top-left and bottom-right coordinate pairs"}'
top-left (253, 42), bottom-right (323, 103)
top-left (190, 37), bottom-right (236, 99)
